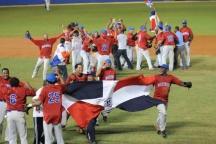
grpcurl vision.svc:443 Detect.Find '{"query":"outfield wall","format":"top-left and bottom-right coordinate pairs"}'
top-left (0, 0), bottom-right (167, 6)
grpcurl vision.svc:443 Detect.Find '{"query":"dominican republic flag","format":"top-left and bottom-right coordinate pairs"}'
top-left (62, 75), bottom-right (162, 128)
top-left (149, 10), bottom-right (160, 32)
top-left (144, 0), bottom-right (153, 8)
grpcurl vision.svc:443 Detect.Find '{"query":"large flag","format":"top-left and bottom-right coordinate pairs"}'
top-left (149, 10), bottom-right (160, 32)
top-left (144, 0), bottom-right (153, 8)
top-left (62, 75), bottom-right (162, 128)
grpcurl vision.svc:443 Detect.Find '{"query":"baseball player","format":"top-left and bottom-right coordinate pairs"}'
top-left (32, 72), bottom-right (65, 144)
top-left (80, 35), bottom-right (93, 74)
top-left (71, 30), bottom-right (82, 72)
top-left (127, 26), bottom-right (137, 63)
top-left (153, 23), bottom-right (164, 68)
top-left (3, 77), bottom-right (35, 144)
top-left (136, 25), bottom-right (155, 70)
top-left (25, 31), bottom-right (63, 83)
top-left (180, 20), bottom-right (193, 67)
top-left (161, 25), bottom-right (178, 71)
top-left (94, 29), bottom-right (112, 70)
top-left (0, 68), bottom-right (11, 142)
top-left (96, 59), bottom-right (116, 122)
top-left (51, 38), bottom-right (70, 81)
top-left (142, 64), bottom-right (192, 138)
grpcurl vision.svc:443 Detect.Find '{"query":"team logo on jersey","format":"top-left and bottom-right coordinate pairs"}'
top-left (42, 44), bottom-right (51, 49)
top-left (101, 44), bottom-right (108, 51)
top-left (157, 82), bottom-right (170, 87)
top-left (48, 92), bottom-right (61, 104)
top-left (167, 35), bottom-right (174, 42)
top-left (9, 94), bottom-right (17, 105)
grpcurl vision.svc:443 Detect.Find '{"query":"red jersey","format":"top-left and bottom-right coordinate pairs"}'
top-left (142, 74), bottom-right (182, 103)
top-left (155, 31), bottom-right (164, 45)
top-left (99, 68), bottom-right (116, 80)
top-left (3, 86), bottom-right (35, 111)
top-left (137, 31), bottom-right (152, 49)
top-left (180, 27), bottom-right (193, 42)
top-left (82, 37), bottom-right (92, 52)
top-left (66, 73), bottom-right (87, 84)
top-left (0, 76), bottom-right (10, 101)
top-left (107, 29), bottom-right (118, 45)
top-left (39, 84), bottom-right (64, 124)
top-left (95, 37), bottom-right (112, 55)
top-left (127, 32), bottom-right (136, 47)
top-left (162, 31), bottom-right (178, 46)
top-left (31, 33), bottom-right (63, 58)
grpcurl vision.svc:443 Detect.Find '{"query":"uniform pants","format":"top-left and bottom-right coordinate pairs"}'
top-left (80, 50), bottom-right (90, 74)
top-left (33, 117), bottom-right (44, 144)
top-left (115, 49), bottom-right (133, 70)
top-left (32, 57), bottom-right (50, 80)
top-left (156, 104), bottom-right (167, 132)
top-left (97, 54), bottom-right (110, 70)
top-left (0, 101), bottom-right (7, 141)
top-left (136, 48), bottom-right (153, 70)
top-left (161, 45), bottom-right (175, 71)
top-left (120, 46), bottom-right (134, 68)
top-left (43, 122), bottom-right (64, 144)
top-left (71, 50), bottom-right (82, 72)
top-left (185, 42), bottom-right (191, 66)
top-left (7, 111), bottom-right (27, 144)
top-left (61, 110), bottom-right (68, 127)
top-left (86, 118), bottom-right (97, 143)
top-left (154, 46), bottom-right (163, 67)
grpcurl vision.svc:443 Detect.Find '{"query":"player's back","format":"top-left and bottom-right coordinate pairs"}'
top-left (39, 84), bottom-right (64, 124)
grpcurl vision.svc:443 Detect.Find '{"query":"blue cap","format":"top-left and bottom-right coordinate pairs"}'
top-left (165, 24), bottom-right (172, 31)
top-left (160, 64), bottom-right (169, 69)
top-left (46, 73), bottom-right (57, 83)
top-left (140, 25), bottom-right (147, 31)
top-left (100, 29), bottom-right (107, 34)
top-left (128, 26), bottom-right (135, 31)
top-left (105, 59), bottom-right (112, 64)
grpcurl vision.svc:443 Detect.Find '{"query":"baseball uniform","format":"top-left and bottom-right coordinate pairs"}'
top-left (71, 36), bottom-right (82, 72)
top-left (161, 31), bottom-right (178, 71)
top-left (127, 32), bottom-right (136, 62)
top-left (180, 26), bottom-right (193, 66)
top-left (154, 31), bottom-right (164, 67)
top-left (136, 31), bottom-right (154, 70)
top-left (39, 84), bottom-right (65, 144)
top-left (30, 34), bottom-right (63, 80)
top-left (80, 37), bottom-right (91, 74)
top-left (3, 84), bottom-right (35, 144)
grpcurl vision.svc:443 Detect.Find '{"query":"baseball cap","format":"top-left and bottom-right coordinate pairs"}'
top-left (105, 59), bottom-right (112, 65)
top-left (182, 19), bottom-right (187, 24)
top-left (100, 29), bottom-right (107, 34)
top-left (140, 25), bottom-right (147, 31)
top-left (128, 26), bottom-right (135, 31)
top-left (46, 73), bottom-right (57, 83)
top-left (159, 64), bottom-right (169, 70)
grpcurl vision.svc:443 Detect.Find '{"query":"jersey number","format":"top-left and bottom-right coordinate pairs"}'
top-left (48, 92), bottom-right (60, 104)
top-left (9, 94), bottom-right (17, 105)
top-left (101, 44), bottom-right (108, 52)
top-left (167, 35), bottom-right (174, 42)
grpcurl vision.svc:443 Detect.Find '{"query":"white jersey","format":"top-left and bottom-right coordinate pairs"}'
top-left (117, 33), bottom-right (127, 50)
top-left (32, 88), bottom-right (43, 118)
top-left (71, 36), bottom-right (82, 51)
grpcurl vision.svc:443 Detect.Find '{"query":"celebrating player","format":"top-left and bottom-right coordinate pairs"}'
top-left (25, 31), bottom-right (63, 83)
top-left (142, 64), bottom-right (192, 138)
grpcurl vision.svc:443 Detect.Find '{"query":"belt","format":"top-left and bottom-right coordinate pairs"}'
top-left (7, 110), bottom-right (25, 112)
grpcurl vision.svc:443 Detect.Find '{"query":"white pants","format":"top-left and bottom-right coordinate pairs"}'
top-left (32, 57), bottom-right (50, 80)
top-left (154, 46), bottom-right (163, 67)
top-left (44, 0), bottom-right (50, 11)
top-left (61, 110), bottom-right (67, 127)
top-left (71, 50), bottom-right (82, 72)
top-left (156, 104), bottom-right (167, 131)
top-left (161, 45), bottom-right (175, 71)
top-left (136, 48), bottom-right (153, 70)
top-left (0, 101), bottom-right (6, 124)
top-left (97, 54), bottom-right (110, 70)
top-left (80, 50), bottom-right (90, 74)
top-left (185, 42), bottom-right (191, 66)
top-left (43, 122), bottom-right (64, 144)
top-left (7, 111), bottom-right (27, 144)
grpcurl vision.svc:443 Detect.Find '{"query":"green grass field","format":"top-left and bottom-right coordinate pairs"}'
top-left (1, 1), bottom-right (216, 144)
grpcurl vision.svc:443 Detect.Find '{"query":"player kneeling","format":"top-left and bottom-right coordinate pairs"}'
top-left (32, 72), bottom-right (65, 144)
